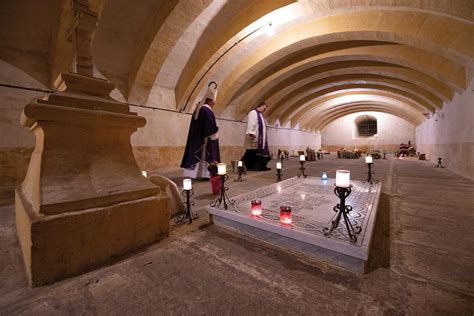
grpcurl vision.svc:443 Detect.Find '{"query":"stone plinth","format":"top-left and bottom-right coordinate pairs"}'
top-left (208, 177), bottom-right (382, 273)
top-left (16, 72), bottom-right (170, 286)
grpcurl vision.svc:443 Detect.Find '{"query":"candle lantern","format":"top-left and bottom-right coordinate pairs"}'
top-left (251, 200), bottom-right (262, 216)
top-left (217, 163), bottom-right (227, 175)
top-left (436, 157), bottom-right (445, 168)
top-left (363, 158), bottom-right (377, 185)
top-left (235, 161), bottom-right (244, 182)
top-left (324, 171), bottom-right (361, 242)
top-left (335, 170), bottom-right (350, 188)
top-left (210, 164), bottom-right (235, 210)
top-left (280, 206), bottom-right (292, 224)
top-left (141, 171), bottom-right (147, 177)
top-left (183, 178), bottom-right (192, 191)
top-left (276, 162), bottom-right (282, 182)
top-left (297, 156), bottom-right (307, 178)
top-left (175, 179), bottom-right (198, 224)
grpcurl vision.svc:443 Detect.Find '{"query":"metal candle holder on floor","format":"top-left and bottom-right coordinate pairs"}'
top-left (277, 168), bottom-right (282, 182)
top-left (323, 185), bottom-right (361, 243)
top-left (210, 174), bottom-right (235, 210)
top-left (174, 189), bottom-right (199, 224)
top-left (235, 166), bottom-right (244, 182)
top-left (436, 157), bottom-right (445, 168)
top-left (364, 162), bottom-right (378, 184)
top-left (297, 161), bottom-right (307, 178)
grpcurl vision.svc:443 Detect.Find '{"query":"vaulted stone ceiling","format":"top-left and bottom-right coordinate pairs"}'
top-left (1, 0), bottom-right (473, 131)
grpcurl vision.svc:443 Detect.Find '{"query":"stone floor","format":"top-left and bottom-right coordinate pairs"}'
top-left (0, 155), bottom-right (473, 315)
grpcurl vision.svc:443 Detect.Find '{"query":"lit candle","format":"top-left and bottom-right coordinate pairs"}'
top-left (280, 206), bottom-right (292, 224)
top-left (335, 170), bottom-right (350, 188)
top-left (183, 178), bottom-right (192, 191)
top-left (365, 156), bottom-right (373, 164)
top-left (321, 172), bottom-right (328, 180)
top-left (141, 171), bottom-right (147, 177)
top-left (251, 200), bottom-right (262, 216)
top-left (299, 155), bottom-right (305, 161)
top-left (276, 162), bottom-right (282, 169)
top-left (217, 163), bottom-right (227, 175)
top-left (237, 161), bottom-right (243, 167)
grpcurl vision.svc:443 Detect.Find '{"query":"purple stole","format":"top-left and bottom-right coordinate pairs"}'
top-left (255, 110), bottom-right (269, 157)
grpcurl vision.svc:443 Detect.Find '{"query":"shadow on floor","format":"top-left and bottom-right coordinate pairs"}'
top-left (366, 192), bottom-right (391, 272)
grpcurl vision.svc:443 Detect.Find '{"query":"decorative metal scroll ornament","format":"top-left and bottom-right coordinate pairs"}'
top-left (174, 189), bottom-right (199, 225)
top-left (323, 185), bottom-right (361, 243)
top-left (363, 162), bottom-right (378, 185)
top-left (297, 160), bottom-right (307, 178)
top-left (210, 174), bottom-right (235, 210)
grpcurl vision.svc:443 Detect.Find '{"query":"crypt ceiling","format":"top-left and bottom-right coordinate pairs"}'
top-left (1, 0), bottom-right (473, 131)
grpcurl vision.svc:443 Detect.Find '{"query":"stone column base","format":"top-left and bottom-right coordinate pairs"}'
top-left (15, 189), bottom-right (170, 287)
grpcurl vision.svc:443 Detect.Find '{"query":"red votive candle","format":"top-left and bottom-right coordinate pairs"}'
top-left (251, 200), bottom-right (262, 216)
top-left (280, 206), bottom-right (292, 224)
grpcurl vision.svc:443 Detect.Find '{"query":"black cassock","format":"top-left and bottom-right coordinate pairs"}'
top-left (181, 105), bottom-right (220, 178)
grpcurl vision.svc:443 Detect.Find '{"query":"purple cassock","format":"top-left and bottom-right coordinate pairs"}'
top-left (181, 104), bottom-right (220, 178)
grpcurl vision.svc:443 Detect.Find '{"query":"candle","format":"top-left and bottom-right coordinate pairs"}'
top-left (276, 162), bottom-right (282, 169)
top-left (141, 171), bottom-right (147, 177)
top-left (217, 163), bottom-right (227, 175)
top-left (183, 178), bottom-right (192, 191)
top-left (299, 155), bottom-right (305, 161)
top-left (237, 161), bottom-right (243, 167)
top-left (280, 206), bottom-right (292, 224)
top-left (335, 170), bottom-right (350, 188)
top-left (321, 172), bottom-right (328, 180)
top-left (365, 156), bottom-right (373, 164)
top-left (251, 200), bottom-right (262, 216)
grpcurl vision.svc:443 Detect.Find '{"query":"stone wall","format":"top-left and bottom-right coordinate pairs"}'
top-left (416, 79), bottom-right (474, 180)
top-left (131, 106), bottom-right (321, 171)
top-left (320, 112), bottom-right (416, 153)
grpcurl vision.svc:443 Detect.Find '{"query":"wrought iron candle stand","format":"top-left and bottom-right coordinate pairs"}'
top-left (210, 174), bottom-right (235, 210)
top-left (235, 165), bottom-right (245, 182)
top-left (436, 157), bottom-right (445, 168)
top-left (174, 189), bottom-right (199, 224)
top-left (277, 168), bottom-right (282, 182)
top-left (323, 185), bottom-right (361, 243)
top-left (364, 162), bottom-right (378, 184)
top-left (297, 161), bottom-right (307, 178)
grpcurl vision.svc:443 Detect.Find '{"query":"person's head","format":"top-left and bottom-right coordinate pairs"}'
top-left (205, 98), bottom-right (215, 107)
top-left (256, 101), bottom-right (268, 113)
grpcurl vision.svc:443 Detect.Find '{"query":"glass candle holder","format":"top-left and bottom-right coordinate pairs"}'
top-left (251, 200), bottom-right (262, 216)
top-left (237, 161), bottom-right (243, 167)
top-left (217, 163), bottom-right (227, 175)
top-left (335, 170), bottom-right (350, 188)
top-left (276, 162), bottom-right (282, 169)
top-left (183, 178), bottom-right (192, 191)
top-left (280, 206), bottom-right (292, 224)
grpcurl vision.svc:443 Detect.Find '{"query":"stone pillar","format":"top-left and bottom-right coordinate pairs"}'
top-left (15, 72), bottom-right (170, 286)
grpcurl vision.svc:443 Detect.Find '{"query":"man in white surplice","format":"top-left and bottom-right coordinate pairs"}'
top-left (242, 101), bottom-right (271, 171)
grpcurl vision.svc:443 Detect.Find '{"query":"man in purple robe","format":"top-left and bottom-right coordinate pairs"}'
top-left (242, 101), bottom-right (271, 171)
top-left (181, 83), bottom-right (220, 179)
